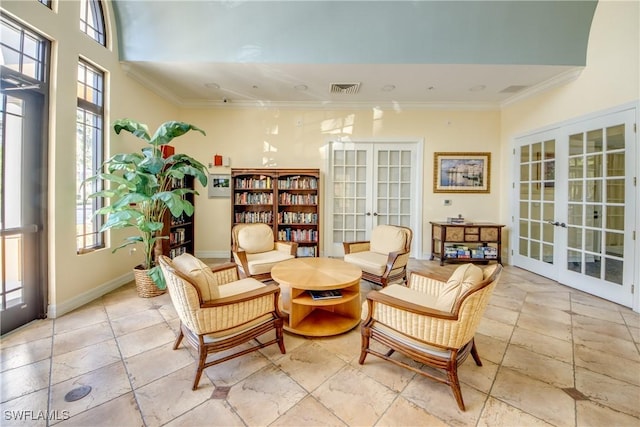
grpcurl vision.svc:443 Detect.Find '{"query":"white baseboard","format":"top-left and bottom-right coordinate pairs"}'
top-left (195, 250), bottom-right (231, 259)
top-left (47, 271), bottom-right (134, 319)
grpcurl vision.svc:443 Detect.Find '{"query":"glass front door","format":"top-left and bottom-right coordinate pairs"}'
top-left (0, 85), bottom-right (48, 334)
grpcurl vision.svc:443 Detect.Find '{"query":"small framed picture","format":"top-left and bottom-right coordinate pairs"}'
top-left (434, 152), bottom-right (491, 193)
top-left (208, 174), bottom-right (231, 198)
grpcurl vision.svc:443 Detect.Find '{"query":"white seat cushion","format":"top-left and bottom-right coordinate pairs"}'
top-left (245, 251), bottom-right (295, 275)
top-left (172, 253), bottom-right (220, 300)
top-left (344, 251), bottom-right (388, 276)
top-left (370, 225), bottom-right (407, 254)
top-left (361, 283), bottom-right (439, 320)
top-left (218, 277), bottom-right (265, 298)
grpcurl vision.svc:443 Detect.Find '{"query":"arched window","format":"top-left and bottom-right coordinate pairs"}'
top-left (80, 0), bottom-right (106, 46)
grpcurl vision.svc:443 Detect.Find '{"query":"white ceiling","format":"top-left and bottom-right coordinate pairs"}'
top-left (122, 62), bottom-right (582, 109)
top-left (113, 1), bottom-right (597, 109)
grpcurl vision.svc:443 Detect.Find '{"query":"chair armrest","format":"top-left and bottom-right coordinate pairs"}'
top-left (275, 240), bottom-right (298, 256)
top-left (202, 283), bottom-right (281, 308)
top-left (231, 248), bottom-right (251, 278)
top-left (382, 251), bottom-right (410, 274)
top-left (343, 241), bottom-right (370, 254)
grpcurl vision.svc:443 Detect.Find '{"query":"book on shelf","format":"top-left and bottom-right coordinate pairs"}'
top-left (308, 289), bottom-right (342, 300)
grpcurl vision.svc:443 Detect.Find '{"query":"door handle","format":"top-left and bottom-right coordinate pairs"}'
top-left (373, 212), bottom-right (378, 216)
top-left (546, 220), bottom-right (567, 228)
top-left (366, 212), bottom-right (371, 216)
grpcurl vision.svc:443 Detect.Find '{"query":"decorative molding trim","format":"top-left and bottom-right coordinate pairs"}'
top-left (500, 68), bottom-right (584, 108)
top-left (120, 63), bottom-right (184, 106)
top-left (47, 271), bottom-right (134, 318)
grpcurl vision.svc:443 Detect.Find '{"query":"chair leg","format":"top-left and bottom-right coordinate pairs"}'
top-left (359, 327), bottom-right (371, 364)
top-left (470, 338), bottom-right (482, 366)
top-left (192, 342), bottom-right (207, 391)
top-left (173, 327), bottom-right (184, 350)
top-left (276, 324), bottom-right (286, 354)
top-left (447, 365), bottom-right (466, 411)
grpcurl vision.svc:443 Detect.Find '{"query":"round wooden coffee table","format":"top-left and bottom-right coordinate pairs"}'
top-left (271, 258), bottom-right (362, 336)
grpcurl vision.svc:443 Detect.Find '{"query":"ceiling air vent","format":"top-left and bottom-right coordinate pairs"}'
top-left (330, 82), bottom-right (361, 94)
top-left (500, 85), bottom-right (528, 93)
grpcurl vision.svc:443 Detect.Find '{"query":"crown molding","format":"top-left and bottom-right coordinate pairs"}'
top-left (120, 63), bottom-right (184, 106)
top-left (500, 68), bottom-right (584, 109)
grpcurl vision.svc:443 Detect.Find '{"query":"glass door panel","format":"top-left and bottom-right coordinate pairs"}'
top-left (1, 88), bottom-right (47, 334)
top-left (328, 142), bottom-right (419, 257)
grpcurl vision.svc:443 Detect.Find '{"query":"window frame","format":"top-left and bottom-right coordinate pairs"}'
top-left (80, 0), bottom-right (106, 46)
top-left (76, 59), bottom-right (105, 253)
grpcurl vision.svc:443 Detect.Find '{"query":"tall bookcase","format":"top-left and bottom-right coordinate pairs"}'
top-left (231, 168), bottom-right (320, 257)
top-left (160, 176), bottom-right (195, 258)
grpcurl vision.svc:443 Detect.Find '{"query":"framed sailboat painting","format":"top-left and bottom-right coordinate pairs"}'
top-left (433, 152), bottom-right (491, 193)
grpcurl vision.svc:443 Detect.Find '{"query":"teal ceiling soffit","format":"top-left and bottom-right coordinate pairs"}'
top-left (111, 0), bottom-right (598, 66)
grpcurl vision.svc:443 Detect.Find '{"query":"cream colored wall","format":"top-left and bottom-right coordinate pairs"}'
top-left (179, 108), bottom-right (502, 259)
top-left (499, 0), bottom-right (639, 264)
top-left (2, 1), bottom-right (178, 315)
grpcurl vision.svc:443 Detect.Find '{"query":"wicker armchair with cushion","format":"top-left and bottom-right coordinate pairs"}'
top-left (359, 263), bottom-right (502, 411)
top-left (158, 254), bottom-right (286, 390)
top-left (343, 224), bottom-right (413, 287)
top-left (231, 223), bottom-right (297, 281)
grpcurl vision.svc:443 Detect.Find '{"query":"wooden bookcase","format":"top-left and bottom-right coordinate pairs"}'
top-left (231, 168), bottom-right (320, 257)
top-left (160, 176), bottom-right (195, 258)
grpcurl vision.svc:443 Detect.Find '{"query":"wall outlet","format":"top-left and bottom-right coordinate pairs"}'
top-left (444, 199), bottom-right (452, 206)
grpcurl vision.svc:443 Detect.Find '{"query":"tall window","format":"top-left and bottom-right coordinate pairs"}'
top-left (0, 17), bottom-right (48, 81)
top-left (76, 60), bottom-right (104, 253)
top-left (80, 0), bottom-right (105, 46)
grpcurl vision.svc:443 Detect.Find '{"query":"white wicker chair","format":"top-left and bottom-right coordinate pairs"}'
top-left (359, 263), bottom-right (502, 410)
top-left (158, 255), bottom-right (286, 390)
top-left (343, 224), bottom-right (413, 287)
top-left (231, 223), bottom-right (297, 281)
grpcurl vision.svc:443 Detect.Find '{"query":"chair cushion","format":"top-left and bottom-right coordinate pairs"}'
top-left (172, 253), bottom-right (220, 300)
top-left (436, 263), bottom-right (483, 312)
top-left (245, 251), bottom-right (295, 275)
top-left (370, 225), bottom-right (406, 254)
top-left (238, 224), bottom-right (275, 254)
top-left (218, 277), bottom-right (265, 298)
top-left (362, 283), bottom-right (439, 320)
top-left (344, 251), bottom-right (388, 276)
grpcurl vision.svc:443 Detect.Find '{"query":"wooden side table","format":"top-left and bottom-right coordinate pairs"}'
top-left (271, 258), bottom-right (362, 336)
top-left (430, 222), bottom-right (504, 266)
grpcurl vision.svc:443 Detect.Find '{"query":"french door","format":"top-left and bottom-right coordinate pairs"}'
top-left (513, 108), bottom-right (636, 307)
top-left (0, 78), bottom-right (48, 334)
top-left (326, 141), bottom-right (422, 257)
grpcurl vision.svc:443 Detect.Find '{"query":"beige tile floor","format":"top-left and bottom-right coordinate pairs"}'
top-left (1, 259), bottom-right (640, 426)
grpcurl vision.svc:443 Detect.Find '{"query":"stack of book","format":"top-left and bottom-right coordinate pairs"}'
top-left (308, 290), bottom-right (342, 300)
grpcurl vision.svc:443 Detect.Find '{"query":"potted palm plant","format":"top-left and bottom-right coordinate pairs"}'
top-left (86, 118), bottom-right (208, 297)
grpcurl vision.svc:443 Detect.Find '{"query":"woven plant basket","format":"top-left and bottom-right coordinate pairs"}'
top-left (133, 266), bottom-right (165, 298)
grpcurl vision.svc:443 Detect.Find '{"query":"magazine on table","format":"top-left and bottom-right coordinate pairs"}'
top-left (309, 289), bottom-right (342, 300)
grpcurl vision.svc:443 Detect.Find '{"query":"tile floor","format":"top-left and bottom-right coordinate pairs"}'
top-left (1, 259), bottom-right (639, 427)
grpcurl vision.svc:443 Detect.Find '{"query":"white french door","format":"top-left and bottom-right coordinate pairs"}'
top-left (325, 141), bottom-right (422, 258)
top-left (513, 108), bottom-right (636, 307)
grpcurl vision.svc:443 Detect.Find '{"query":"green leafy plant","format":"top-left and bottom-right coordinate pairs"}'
top-left (85, 119), bottom-right (208, 290)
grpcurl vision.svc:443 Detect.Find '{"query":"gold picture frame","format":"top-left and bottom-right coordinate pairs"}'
top-left (433, 152), bottom-right (491, 193)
